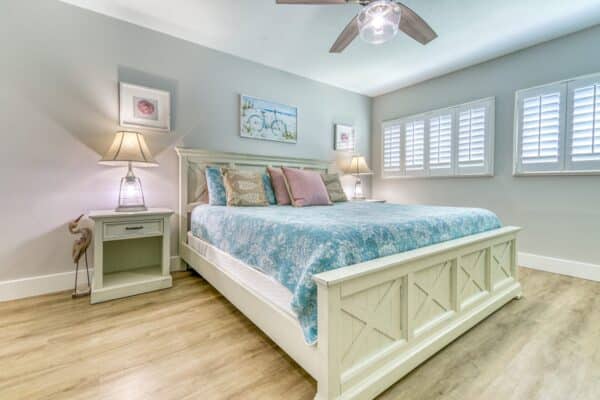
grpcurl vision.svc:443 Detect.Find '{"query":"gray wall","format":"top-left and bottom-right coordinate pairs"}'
top-left (372, 25), bottom-right (600, 266)
top-left (0, 0), bottom-right (371, 281)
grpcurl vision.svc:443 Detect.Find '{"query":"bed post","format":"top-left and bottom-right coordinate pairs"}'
top-left (315, 282), bottom-right (342, 400)
top-left (175, 148), bottom-right (188, 271)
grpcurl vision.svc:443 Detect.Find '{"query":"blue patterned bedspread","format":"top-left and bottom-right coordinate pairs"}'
top-left (191, 202), bottom-right (501, 344)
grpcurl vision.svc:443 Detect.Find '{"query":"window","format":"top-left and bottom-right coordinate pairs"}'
top-left (515, 84), bottom-right (566, 173)
top-left (514, 72), bottom-right (600, 174)
top-left (381, 97), bottom-right (494, 178)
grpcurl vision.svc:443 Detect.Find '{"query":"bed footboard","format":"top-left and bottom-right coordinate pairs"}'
top-left (313, 226), bottom-right (521, 400)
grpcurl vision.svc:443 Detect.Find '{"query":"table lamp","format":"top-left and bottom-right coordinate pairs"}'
top-left (342, 155), bottom-right (373, 200)
top-left (99, 131), bottom-right (158, 212)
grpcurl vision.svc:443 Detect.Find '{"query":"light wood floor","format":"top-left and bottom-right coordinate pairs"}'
top-left (1, 268), bottom-right (598, 400)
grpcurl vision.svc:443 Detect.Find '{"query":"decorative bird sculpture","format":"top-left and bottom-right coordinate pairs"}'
top-left (68, 214), bottom-right (92, 297)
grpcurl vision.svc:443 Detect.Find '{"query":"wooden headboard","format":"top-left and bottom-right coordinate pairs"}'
top-left (175, 148), bottom-right (335, 258)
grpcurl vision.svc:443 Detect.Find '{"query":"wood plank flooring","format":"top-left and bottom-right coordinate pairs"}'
top-left (0, 268), bottom-right (598, 400)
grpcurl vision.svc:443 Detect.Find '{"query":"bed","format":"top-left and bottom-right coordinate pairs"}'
top-left (176, 148), bottom-right (522, 400)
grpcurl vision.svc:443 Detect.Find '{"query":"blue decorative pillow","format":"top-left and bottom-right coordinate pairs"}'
top-left (205, 166), bottom-right (227, 205)
top-left (262, 173), bottom-right (276, 205)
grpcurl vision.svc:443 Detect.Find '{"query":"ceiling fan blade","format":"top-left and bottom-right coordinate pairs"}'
top-left (329, 15), bottom-right (359, 53)
top-left (397, 2), bottom-right (437, 45)
top-left (276, 0), bottom-right (349, 4)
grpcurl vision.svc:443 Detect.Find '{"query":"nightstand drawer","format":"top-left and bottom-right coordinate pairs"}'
top-left (103, 219), bottom-right (163, 241)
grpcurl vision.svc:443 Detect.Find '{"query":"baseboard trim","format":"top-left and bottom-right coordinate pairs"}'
top-left (0, 268), bottom-right (95, 302)
top-left (170, 256), bottom-right (185, 271)
top-left (3, 253), bottom-right (595, 302)
top-left (519, 252), bottom-right (600, 282)
top-left (1, 255), bottom-right (183, 302)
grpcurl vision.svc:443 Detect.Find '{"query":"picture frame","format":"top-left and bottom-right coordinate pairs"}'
top-left (119, 82), bottom-right (171, 132)
top-left (334, 123), bottom-right (355, 151)
top-left (240, 94), bottom-right (298, 144)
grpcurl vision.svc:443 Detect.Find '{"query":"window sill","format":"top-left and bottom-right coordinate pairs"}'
top-left (381, 173), bottom-right (494, 180)
top-left (513, 170), bottom-right (600, 177)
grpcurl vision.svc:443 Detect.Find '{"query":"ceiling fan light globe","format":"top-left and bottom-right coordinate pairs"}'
top-left (357, 0), bottom-right (401, 45)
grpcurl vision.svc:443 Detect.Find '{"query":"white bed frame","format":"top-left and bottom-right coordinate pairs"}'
top-left (176, 148), bottom-right (522, 400)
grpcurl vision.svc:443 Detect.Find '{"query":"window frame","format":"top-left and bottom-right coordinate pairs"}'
top-left (381, 97), bottom-right (495, 179)
top-left (513, 71), bottom-right (600, 176)
top-left (514, 83), bottom-right (567, 174)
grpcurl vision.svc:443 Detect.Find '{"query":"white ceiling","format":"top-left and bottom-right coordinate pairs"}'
top-left (61, 0), bottom-right (600, 97)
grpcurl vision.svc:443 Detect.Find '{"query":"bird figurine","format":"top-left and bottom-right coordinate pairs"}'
top-left (68, 214), bottom-right (92, 298)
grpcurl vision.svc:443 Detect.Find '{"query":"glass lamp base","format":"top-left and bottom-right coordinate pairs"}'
top-left (116, 163), bottom-right (147, 212)
top-left (353, 176), bottom-right (365, 201)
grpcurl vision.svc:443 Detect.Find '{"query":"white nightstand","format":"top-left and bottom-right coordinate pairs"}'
top-left (88, 208), bottom-right (174, 304)
top-left (351, 199), bottom-right (386, 203)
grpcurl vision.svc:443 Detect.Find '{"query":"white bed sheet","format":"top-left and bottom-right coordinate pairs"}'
top-left (187, 232), bottom-right (296, 319)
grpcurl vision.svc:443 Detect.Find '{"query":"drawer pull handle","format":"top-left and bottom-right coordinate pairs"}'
top-left (125, 226), bottom-right (144, 231)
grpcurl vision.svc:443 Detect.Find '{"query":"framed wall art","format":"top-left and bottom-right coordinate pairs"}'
top-left (334, 123), bottom-right (355, 151)
top-left (119, 82), bottom-right (171, 132)
top-left (240, 95), bottom-right (298, 144)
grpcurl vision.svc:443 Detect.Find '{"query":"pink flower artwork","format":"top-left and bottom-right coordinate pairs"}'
top-left (133, 97), bottom-right (158, 121)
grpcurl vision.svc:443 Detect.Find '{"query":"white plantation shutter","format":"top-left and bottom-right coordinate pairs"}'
top-left (457, 98), bottom-right (494, 175)
top-left (521, 94), bottom-right (560, 163)
top-left (382, 122), bottom-right (402, 176)
top-left (515, 84), bottom-right (566, 173)
top-left (458, 108), bottom-right (485, 166)
top-left (567, 78), bottom-right (600, 170)
top-left (514, 74), bottom-right (600, 175)
top-left (428, 112), bottom-right (453, 175)
top-left (404, 119), bottom-right (426, 175)
top-left (380, 97), bottom-right (494, 178)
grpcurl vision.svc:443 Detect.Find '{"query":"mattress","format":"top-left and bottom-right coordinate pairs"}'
top-left (187, 231), bottom-right (296, 319)
top-left (190, 202), bottom-right (502, 344)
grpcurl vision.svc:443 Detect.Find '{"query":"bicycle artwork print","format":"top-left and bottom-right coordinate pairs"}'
top-left (240, 95), bottom-right (298, 144)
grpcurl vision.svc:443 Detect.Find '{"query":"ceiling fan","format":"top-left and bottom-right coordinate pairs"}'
top-left (275, 0), bottom-right (437, 53)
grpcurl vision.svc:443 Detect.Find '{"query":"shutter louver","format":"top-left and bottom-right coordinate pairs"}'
top-left (383, 123), bottom-right (401, 174)
top-left (429, 114), bottom-right (452, 170)
top-left (521, 92), bottom-right (561, 164)
top-left (571, 84), bottom-right (600, 162)
top-left (458, 107), bottom-right (486, 168)
top-left (404, 120), bottom-right (425, 171)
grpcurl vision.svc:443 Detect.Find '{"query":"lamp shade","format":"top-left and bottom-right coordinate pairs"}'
top-left (343, 156), bottom-right (373, 176)
top-left (99, 131), bottom-right (158, 167)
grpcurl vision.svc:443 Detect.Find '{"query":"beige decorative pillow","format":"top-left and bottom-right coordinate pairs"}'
top-left (223, 169), bottom-right (269, 206)
top-left (321, 173), bottom-right (348, 202)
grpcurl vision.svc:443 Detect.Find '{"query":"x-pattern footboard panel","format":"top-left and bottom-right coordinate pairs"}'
top-left (340, 279), bottom-right (403, 371)
top-left (412, 260), bottom-right (453, 335)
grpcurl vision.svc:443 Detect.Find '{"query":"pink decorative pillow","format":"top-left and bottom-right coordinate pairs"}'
top-left (267, 167), bottom-right (291, 205)
top-left (282, 167), bottom-right (332, 207)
